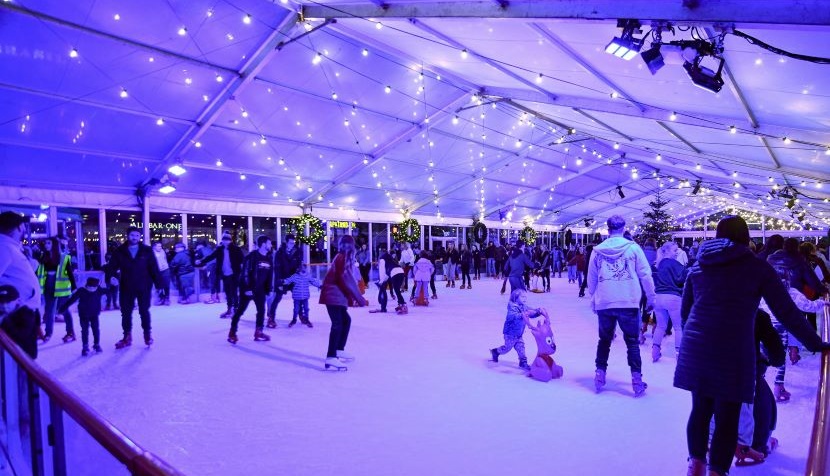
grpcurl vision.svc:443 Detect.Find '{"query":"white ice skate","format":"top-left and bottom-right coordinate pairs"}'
top-left (325, 357), bottom-right (348, 371)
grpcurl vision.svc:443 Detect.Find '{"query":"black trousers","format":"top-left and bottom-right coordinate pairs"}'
top-left (222, 274), bottom-right (239, 311)
top-left (325, 305), bottom-right (351, 358)
top-left (230, 291), bottom-right (267, 333)
top-left (752, 375), bottom-right (777, 452)
top-left (687, 392), bottom-right (742, 475)
top-left (105, 284), bottom-right (119, 307)
top-left (460, 266), bottom-right (471, 287)
top-left (378, 274), bottom-right (405, 311)
top-left (542, 269), bottom-right (551, 290)
top-left (79, 313), bottom-right (100, 347)
top-left (267, 289), bottom-right (284, 319)
top-left (119, 287), bottom-right (151, 334)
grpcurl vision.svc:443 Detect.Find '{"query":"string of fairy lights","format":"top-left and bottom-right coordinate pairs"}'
top-left (5, 2), bottom-right (828, 230)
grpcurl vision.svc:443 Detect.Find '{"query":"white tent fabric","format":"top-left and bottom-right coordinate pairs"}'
top-left (1, 1), bottom-right (828, 231)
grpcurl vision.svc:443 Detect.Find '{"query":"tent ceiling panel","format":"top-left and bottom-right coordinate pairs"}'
top-left (173, 167), bottom-right (328, 203)
top-left (315, 183), bottom-right (423, 213)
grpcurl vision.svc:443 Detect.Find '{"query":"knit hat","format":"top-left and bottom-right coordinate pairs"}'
top-left (221, 232), bottom-right (232, 241)
top-left (85, 277), bottom-right (100, 287)
top-left (0, 285), bottom-right (20, 303)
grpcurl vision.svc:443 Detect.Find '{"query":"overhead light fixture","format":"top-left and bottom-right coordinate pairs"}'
top-left (159, 184), bottom-right (176, 194)
top-left (617, 186), bottom-right (625, 199)
top-left (605, 20), bottom-right (643, 61)
top-left (691, 180), bottom-right (702, 195)
top-left (682, 39), bottom-right (725, 93)
top-left (167, 164), bottom-right (187, 176)
top-left (640, 43), bottom-right (664, 74)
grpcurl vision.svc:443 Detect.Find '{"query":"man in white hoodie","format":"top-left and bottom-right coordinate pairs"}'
top-left (587, 215), bottom-right (656, 397)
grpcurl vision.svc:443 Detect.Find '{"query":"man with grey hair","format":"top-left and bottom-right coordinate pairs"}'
top-left (587, 215), bottom-right (656, 397)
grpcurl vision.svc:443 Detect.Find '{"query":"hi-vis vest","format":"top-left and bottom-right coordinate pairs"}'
top-left (36, 254), bottom-right (73, 297)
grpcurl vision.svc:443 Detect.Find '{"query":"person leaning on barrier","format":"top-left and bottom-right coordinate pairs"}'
top-left (0, 285), bottom-right (38, 359)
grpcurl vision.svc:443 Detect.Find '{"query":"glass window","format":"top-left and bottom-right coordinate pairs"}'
top-left (187, 214), bottom-right (217, 249)
top-left (105, 209), bottom-right (140, 252)
top-left (326, 219), bottom-right (351, 264)
top-left (220, 215), bottom-right (248, 252)
top-left (71, 208), bottom-right (101, 270)
top-left (147, 212), bottom-right (183, 252)
top-left (252, 216), bottom-right (277, 243)
top-left (372, 223), bottom-right (388, 257)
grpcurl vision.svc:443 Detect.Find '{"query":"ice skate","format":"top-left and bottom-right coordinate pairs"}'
top-left (81, 347), bottom-right (89, 356)
top-left (227, 331), bottom-right (238, 344)
top-left (734, 445), bottom-right (765, 466)
top-left (788, 346), bottom-right (800, 365)
top-left (266, 318), bottom-right (277, 329)
top-left (41, 333), bottom-right (51, 343)
top-left (104, 304), bottom-right (111, 311)
top-left (395, 304), bottom-right (408, 315)
top-left (144, 332), bottom-right (153, 346)
top-left (288, 319), bottom-right (297, 327)
top-left (467, 284), bottom-right (471, 290)
top-left (254, 328), bottom-right (271, 341)
top-left (632, 372), bottom-right (647, 397)
top-left (325, 357), bottom-right (348, 371)
top-left (368, 308), bottom-right (387, 313)
top-left (335, 350), bottom-right (355, 362)
top-left (460, 284), bottom-right (466, 289)
top-left (301, 319), bottom-right (313, 328)
top-left (652, 344), bottom-right (662, 363)
top-left (638, 322), bottom-right (648, 345)
top-left (431, 294), bottom-right (438, 300)
top-left (764, 437), bottom-right (779, 457)
top-left (93, 344), bottom-right (102, 353)
top-left (62, 333), bottom-right (76, 343)
top-left (518, 358), bottom-right (530, 371)
top-left (220, 309), bottom-right (233, 319)
top-left (114, 334), bottom-right (132, 349)
top-left (594, 369), bottom-right (606, 393)
top-left (687, 457), bottom-right (706, 476)
top-left (490, 348), bottom-right (499, 362)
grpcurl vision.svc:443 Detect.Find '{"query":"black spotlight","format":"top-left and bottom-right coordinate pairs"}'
top-left (617, 186), bottom-right (625, 199)
top-left (683, 54), bottom-right (725, 93)
top-left (691, 180), bottom-right (702, 195)
top-left (640, 44), bottom-right (664, 75)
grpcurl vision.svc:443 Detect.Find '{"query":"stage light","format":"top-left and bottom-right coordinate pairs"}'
top-left (617, 186), bottom-right (625, 199)
top-left (683, 54), bottom-right (725, 93)
top-left (159, 184), bottom-right (176, 194)
top-left (692, 180), bottom-right (702, 195)
top-left (640, 44), bottom-right (664, 74)
top-left (605, 20), bottom-right (643, 61)
top-left (167, 164), bottom-right (186, 176)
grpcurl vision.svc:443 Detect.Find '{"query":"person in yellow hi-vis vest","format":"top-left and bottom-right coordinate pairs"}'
top-left (36, 237), bottom-right (76, 343)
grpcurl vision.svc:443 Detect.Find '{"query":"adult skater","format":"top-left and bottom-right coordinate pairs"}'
top-left (675, 215), bottom-right (829, 476)
top-left (503, 240), bottom-right (535, 293)
top-left (108, 227), bottom-right (162, 348)
top-left (399, 242), bottom-right (415, 292)
top-left (372, 247), bottom-right (406, 314)
top-left (319, 235), bottom-right (367, 370)
top-left (196, 233), bottom-right (243, 318)
top-left (268, 234), bottom-right (302, 328)
top-left (36, 237), bottom-right (77, 342)
top-left (227, 235), bottom-right (273, 344)
top-left (586, 215), bottom-right (655, 397)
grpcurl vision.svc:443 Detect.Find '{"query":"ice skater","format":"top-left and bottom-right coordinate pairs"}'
top-left (59, 277), bottom-right (106, 355)
top-left (489, 289), bottom-right (537, 371)
top-left (522, 307), bottom-right (563, 382)
top-left (282, 263), bottom-right (322, 328)
top-left (410, 251), bottom-right (434, 306)
top-left (227, 235), bottom-right (273, 344)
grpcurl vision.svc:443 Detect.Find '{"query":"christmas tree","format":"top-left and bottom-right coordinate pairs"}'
top-left (641, 190), bottom-right (674, 244)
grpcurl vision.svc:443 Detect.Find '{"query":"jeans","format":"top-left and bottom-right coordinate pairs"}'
top-left (378, 274), bottom-right (405, 311)
top-left (325, 305), bottom-right (351, 358)
top-left (267, 288), bottom-right (284, 319)
top-left (443, 263), bottom-right (455, 283)
top-left (231, 291), bottom-right (267, 333)
top-left (156, 269), bottom-right (171, 300)
top-left (595, 308), bottom-right (641, 373)
top-left (105, 284), bottom-right (119, 307)
top-left (460, 267), bottom-right (471, 287)
top-left (687, 393), bottom-right (742, 475)
top-left (495, 334), bottom-right (526, 361)
top-left (486, 258), bottom-right (495, 277)
top-left (119, 287), bottom-right (152, 335)
top-left (567, 264), bottom-right (577, 282)
top-left (222, 274), bottom-right (239, 312)
top-left (177, 272), bottom-right (194, 300)
top-left (292, 299), bottom-right (309, 321)
top-left (653, 294), bottom-right (682, 349)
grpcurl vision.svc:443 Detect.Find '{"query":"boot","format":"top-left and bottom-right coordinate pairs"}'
top-left (81, 347), bottom-right (89, 356)
top-left (632, 372), bottom-right (647, 397)
top-left (652, 344), bottom-right (662, 363)
top-left (451, 282), bottom-right (455, 288)
top-left (114, 334), bottom-right (132, 349)
top-left (490, 348), bottom-right (499, 362)
top-left (254, 328), bottom-right (270, 341)
top-left (460, 284), bottom-right (466, 289)
top-left (431, 294), bottom-right (438, 299)
top-left (445, 282), bottom-right (451, 288)
top-left (93, 344), bottom-right (102, 353)
top-left (104, 304), bottom-right (111, 311)
top-left (220, 309), bottom-right (233, 319)
top-left (62, 333), bottom-right (76, 343)
top-left (594, 369), bottom-right (606, 393)
top-left (303, 320), bottom-right (313, 328)
top-left (266, 318), bottom-right (277, 329)
top-left (467, 284), bottom-right (472, 290)
top-left (288, 319), bottom-right (298, 327)
top-left (518, 358), bottom-right (530, 371)
top-left (144, 331), bottom-right (153, 346)
top-left (325, 357), bottom-right (347, 371)
top-left (336, 350), bottom-right (355, 362)
top-left (735, 444), bottom-right (765, 466)
top-left (397, 304), bottom-right (408, 314)
top-left (227, 331), bottom-right (238, 344)
top-left (686, 457), bottom-right (706, 476)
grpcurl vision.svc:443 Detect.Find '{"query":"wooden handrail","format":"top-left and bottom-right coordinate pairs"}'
top-left (0, 331), bottom-right (186, 476)
top-left (806, 294), bottom-right (830, 476)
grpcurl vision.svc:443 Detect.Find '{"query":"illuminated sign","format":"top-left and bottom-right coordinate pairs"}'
top-left (130, 222), bottom-right (182, 230)
top-left (328, 221), bottom-right (352, 229)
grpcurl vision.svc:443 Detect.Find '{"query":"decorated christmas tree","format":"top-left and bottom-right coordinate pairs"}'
top-left (641, 190), bottom-right (674, 244)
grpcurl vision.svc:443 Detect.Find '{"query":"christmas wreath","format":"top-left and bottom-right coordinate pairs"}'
top-left (472, 221), bottom-right (488, 244)
top-left (392, 218), bottom-right (420, 243)
top-left (520, 226), bottom-right (537, 245)
top-left (289, 213), bottom-right (325, 245)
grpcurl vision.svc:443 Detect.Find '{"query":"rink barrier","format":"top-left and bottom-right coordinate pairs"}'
top-left (0, 330), bottom-right (186, 476)
top-left (806, 294), bottom-right (830, 476)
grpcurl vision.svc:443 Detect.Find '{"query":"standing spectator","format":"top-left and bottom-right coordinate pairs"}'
top-left (151, 242), bottom-right (171, 306)
top-left (495, 242), bottom-right (508, 280)
top-left (444, 243), bottom-right (459, 288)
top-left (399, 242), bottom-right (415, 292)
top-left (269, 234), bottom-right (302, 328)
top-left (356, 244), bottom-right (371, 284)
top-left (757, 234), bottom-right (784, 262)
top-left (170, 243), bottom-right (195, 304)
top-left (472, 245), bottom-right (482, 280)
top-left (641, 238), bottom-right (658, 268)
top-left (319, 235), bottom-right (367, 370)
top-left (58, 277), bottom-right (106, 356)
top-left (538, 244), bottom-right (551, 292)
top-left (566, 246), bottom-right (577, 283)
top-left (102, 251), bottom-right (119, 311)
top-left (568, 247), bottom-right (586, 290)
top-left (587, 215), bottom-right (656, 397)
top-left (552, 245), bottom-right (565, 278)
top-left (484, 241), bottom-right (496, 277)
top-left (108, 227), bottom-right (161, 348)
top-left (36, 237), bottom-right (77, 342)
top-left (675, 216), bottom-right (828, 476)
top-left (459, 243), bottom-right (472, 289)
top-left (0, 285), bottom-right (38, 359)
top-left (651, 242), bottom-right (686, 362)
top-left (579, 245), bottom-right (594, 298)
top-left (197, 233), bottom-right (243, 318)
top-left (0, 212), bottom-right (41, 314)
top-left (227, 235), bottom-right (273, 344)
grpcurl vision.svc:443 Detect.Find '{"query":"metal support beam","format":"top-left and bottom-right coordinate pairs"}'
top-left (410, 19), bottom-right (559, 101)
top-left (302, 1), bottom-right (830, 25)
top-left (656, 121), bottom-right (702, 154)
top-left (302, 91), bottom-right (470, 203)
top-left (573, 109), bottom-right (634, 142)
top-left (0, 137), bottom-right (162, 163)
top-left (760, 136), bottom-right (782, 169)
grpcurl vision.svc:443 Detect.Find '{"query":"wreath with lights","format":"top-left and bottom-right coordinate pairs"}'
top-left (392, 218), bottom-right (421, 243)
top-left (520, 226), bottom-right (537, 245)
top-left (289, 213), bottom-right (325, 245)
top-left (472, 221), bottom-right (488, 244)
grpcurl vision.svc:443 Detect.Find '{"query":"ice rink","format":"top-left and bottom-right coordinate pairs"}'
top-left (36, 276), bottom-right (821, 476)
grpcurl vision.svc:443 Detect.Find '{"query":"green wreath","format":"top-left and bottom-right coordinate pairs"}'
top-left (289, 213), bottom-right (325, 245)
top-left (520, 226), bottom-right (537, 245)
top-left (472, 221), bottom-right (488, 244)
top-left (392, 218), bottom-right (420, 243)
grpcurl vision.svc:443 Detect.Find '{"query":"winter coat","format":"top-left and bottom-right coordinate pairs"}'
top-left (399, 248), bottom-right (416, 266)
top-left (484, 245), bottom-right (495, 259)
top-left (445, 248), bottom-right (460, 265)
top-left (275, 244), bottom-right (303, 283)
top-left (283, 271), bottom-right (322, 301)
top-left (459, 250), bottom-right (472, 271)
top-left (587, 236), bottom-right (656, 311)
top-left (238, 251), bottom-right (273, 294)
top-left (60, 287), bottom-right (106, 317)
top-left (170, 250), bottom-right (195, 277)
top-left (200, 244), bottom-right (243, 277)
top-left (568, 253), bottom-right (586, 271)
top-left (642, 245), bottom-right (657, 268)
top-left (413, 258), bottom-right (434, 281)
top-left (319, 254), bottom-right (366, 307)
top-left (674, 238), bottom-right (826, 403)
top-left (504, 249), bottom-right (535, 278)
top-left (0, 305), bottom-right (38, 359)
top-left (109, 242), bottom-right (160, 292)
top-left (503, 301), bottom-right (530, 337)
top-left (654, 258), bottom-right (687, 297)
top-left (766, 249), bottom-right (826, 296)
top-left (539, 250), bottom-right (551, 270)
top-left (378, 252), bottom-right (403, 283)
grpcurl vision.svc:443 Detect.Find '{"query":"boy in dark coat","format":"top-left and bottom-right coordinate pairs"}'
top-left (59, 277), bottom-right (107, 355)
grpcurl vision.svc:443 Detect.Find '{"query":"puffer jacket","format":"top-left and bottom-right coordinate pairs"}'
top-left (766, 249), bottom-right (827, 296)
top-left (413, 258), bottom-right (434, 281)
top-left (319, 253), bottom-right (365, 307)
top-left (170, 250), bottom-right (195, 277)
top-left (674, 239), bottom-right (827, 403)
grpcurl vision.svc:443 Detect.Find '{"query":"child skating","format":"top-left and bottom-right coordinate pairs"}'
top-left (282, 263), bottom-right (322, 327)
top-left (58, 277), bottom-right (107, 355)
top-left (489, 289), bottom-right (539, 370)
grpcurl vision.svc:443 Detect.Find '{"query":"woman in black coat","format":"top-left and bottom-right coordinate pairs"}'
top-left (674, 216), bottom-right (828, 476)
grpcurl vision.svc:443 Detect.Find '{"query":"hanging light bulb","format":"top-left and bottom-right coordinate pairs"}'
top-left (215, 159), bottom-right (223, 167)
top-left (783, 136), bottom-right (792, 144)
top-left (119, 88), bottom-right (128, 99)
top-left (452, 115), bottom-right (459, 125)
top-left (384, 85), bottom-right (391, 94)
top-left (460, 49), bottom-right (469, 59)
top-left (613, 142), bottom-right (620, 150)
top-left (729, 125), bottom-right (737, 134)
top-left (243, 14), bottom-right (252, 25)
top-left (669, 112), bottom-right (677, 121)
top-left (177, 27), bottom-right (187, 36)
top-left (312, 53), bottom-right (322, 65)
top-left (69, 48), bottom-right (79, 58)
top-left (362, 48), bottom-right (369, 56)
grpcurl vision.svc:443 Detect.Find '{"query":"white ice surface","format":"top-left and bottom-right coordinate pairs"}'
top-left (37, 276), bottom-right (822, 476)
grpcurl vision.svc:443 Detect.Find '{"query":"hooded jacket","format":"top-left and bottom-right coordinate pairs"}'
top-left (766, 249), bottom-right (827, 296)
top-left (586, 236), bottom-right (655, 311)
top-left (674, 239), bottom-right (826, 403)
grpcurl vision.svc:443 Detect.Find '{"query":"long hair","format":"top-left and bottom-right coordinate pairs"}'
top-left (509, 288), bottom-right (526, 304)
top-left (655, 242), bottom-right (678, 268)
top-left (42, 237), bottom-right (60, 266)
top-left (338, 235), bottom-right (357, 267)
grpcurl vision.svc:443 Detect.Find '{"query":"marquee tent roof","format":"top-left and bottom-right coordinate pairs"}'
top-left (2, 0), bottom-right (829, 230)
